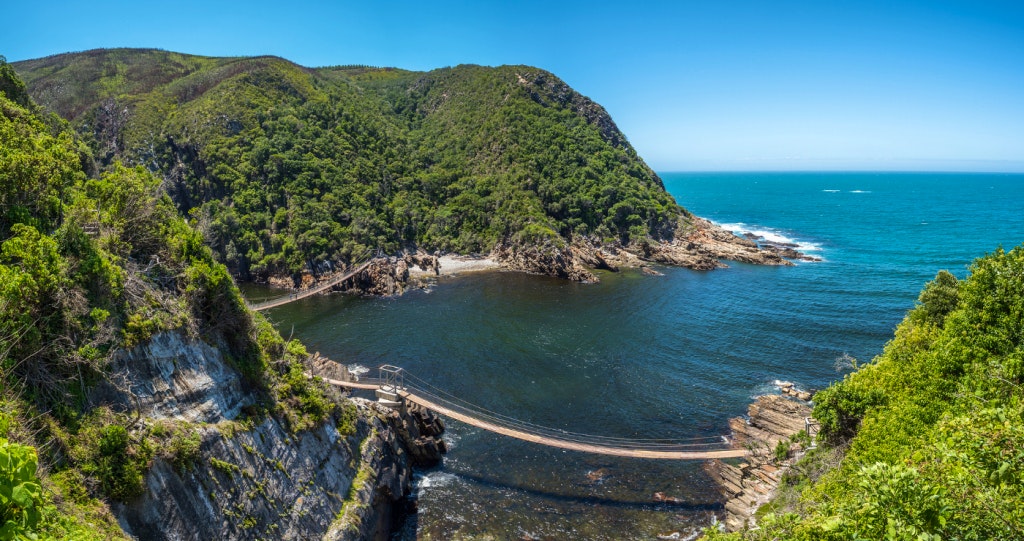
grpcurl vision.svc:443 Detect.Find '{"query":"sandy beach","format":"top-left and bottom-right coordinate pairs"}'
top-left (409, 255), bottom-right (501, 277)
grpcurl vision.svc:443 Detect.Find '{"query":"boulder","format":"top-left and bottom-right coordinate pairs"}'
top-left (389, 402), bottom-right (447, 467)
top-left (641, 265), bottom-right (664, 276)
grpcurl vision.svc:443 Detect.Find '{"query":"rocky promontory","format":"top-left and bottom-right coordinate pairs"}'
top-left (704, 393), bottom-right (814, 532)
top-left (272, 216), bottom-right (811, 296)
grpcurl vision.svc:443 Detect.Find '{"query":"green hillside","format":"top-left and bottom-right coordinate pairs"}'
top-left (0, 57), bottom-right (338, 539)
top-left (14, 49), bottom-right (682, 281)
top-left (706, 248), bottom-right (1024, 540)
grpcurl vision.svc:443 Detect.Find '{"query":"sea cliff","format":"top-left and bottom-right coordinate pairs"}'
top-left (95, 331), bottom-right (445, 540)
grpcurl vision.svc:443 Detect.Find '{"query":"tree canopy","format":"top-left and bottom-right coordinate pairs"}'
top-left (14, 50), bottom-right (685, 280)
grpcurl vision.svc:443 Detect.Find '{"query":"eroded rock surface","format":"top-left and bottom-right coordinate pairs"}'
top-left (89, 331), bottom-right (250, 423)
top-left (95, 331), bottom-right (433, 540)
top-left (705, 394), bottom-right (813, 532)
top-left (493, 242), bottom-right (598, 282)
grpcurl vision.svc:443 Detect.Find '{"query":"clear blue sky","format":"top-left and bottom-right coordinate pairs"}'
top-left (4, 0), bottom-right (1023, 172)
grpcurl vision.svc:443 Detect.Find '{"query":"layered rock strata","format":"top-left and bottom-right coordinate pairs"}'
top-left (91, 331), bottom-right (443, 540)
top-left (704, 394), bottom-right (813, 532)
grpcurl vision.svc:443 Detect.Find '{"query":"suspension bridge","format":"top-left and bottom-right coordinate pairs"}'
top-left (323, 365), bottom-right (748, 460)
top-left (247, 260), bottom-right (373, 311)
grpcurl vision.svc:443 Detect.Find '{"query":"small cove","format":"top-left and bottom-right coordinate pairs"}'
top-left (251, 172), bottom-right (1024, 539)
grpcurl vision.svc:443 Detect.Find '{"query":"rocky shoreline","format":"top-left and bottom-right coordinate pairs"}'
top-left (704, 386), bottom-right (816, 532)
top-left (263, 217), bottom-right (814, 297)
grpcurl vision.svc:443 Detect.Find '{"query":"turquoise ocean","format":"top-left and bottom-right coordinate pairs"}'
top-left (254, 172), bottom-right (1024, 540)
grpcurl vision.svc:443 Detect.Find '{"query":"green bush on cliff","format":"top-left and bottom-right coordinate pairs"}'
top-left (712, 246), bottom-right (1024, 539)
top-left (0, 438), bottom-right (45, 539)
top-left (276, 340), bottom-right (335, 433)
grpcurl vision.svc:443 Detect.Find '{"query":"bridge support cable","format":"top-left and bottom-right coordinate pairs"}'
top-left (247, 258), bottom-right (374, 311)
top-left (323, 366), bottom-right (747, 460)
top-left (399, 384), bottom-right (731, 451)
top-left (397, 370), bottom-right (728, 447)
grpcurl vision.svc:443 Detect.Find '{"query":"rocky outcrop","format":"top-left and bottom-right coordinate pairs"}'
top-left (331, 253), bottom-right (439, 296)
top-left (640, 264), bottom-right (664, 276)
top-left (264, 217), bottom-right (805, 297)
top-left (490, 216), bottom-right (800, 284)
top-left (309, 350), bottom-right (353, 382)
top-left (743, 233), bottom-right (822, 263)
top-left (92, 331), bottom-right (431, 540)
top-left (571, 244), bottom-right (619, 272)
top-left (662, 217), bottom-right (794, 267)
top-left (388, 402), bottom-right (447, 467)
top-left (336, 258), bottom-right (406, 296)
top-left (705, 394), bottom-right (813, 532)
top-left (777, 380), bottom-right (815, 402)
top-left (116, 400), bottom-right (411, 541)
top-left (89, 331), bottom-right (251, 423)
top-left (265, 253), bottom-right (440, 296)
top-left (493, 242), bottom-right (598, 282)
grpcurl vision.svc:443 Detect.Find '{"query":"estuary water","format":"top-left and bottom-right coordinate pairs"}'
top-left (255, 172), bottom-right (1024, 540)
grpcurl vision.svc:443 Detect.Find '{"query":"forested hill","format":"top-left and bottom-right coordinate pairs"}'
top-left (13, 48), bottom-right (685, 281)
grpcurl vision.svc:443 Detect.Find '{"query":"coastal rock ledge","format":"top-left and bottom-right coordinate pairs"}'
top-left (281, 216), bottom-right (807, 296)
top-left (704, 394), bottom-right (813, 532)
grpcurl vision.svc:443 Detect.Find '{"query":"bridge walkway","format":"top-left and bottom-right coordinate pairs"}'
top-left (248, 261), bottom-right (373, 311)
top-left (322, 373), bottom-right (747, 460)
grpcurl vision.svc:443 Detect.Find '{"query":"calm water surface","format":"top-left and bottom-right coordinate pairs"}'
top-left (253, 172), bottom-right (1024, 540)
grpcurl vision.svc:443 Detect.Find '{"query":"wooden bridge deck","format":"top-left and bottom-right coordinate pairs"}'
top-left (323, 377), bottom-right (747, 460)
top-left (248, 261), bottom-right (372, 311)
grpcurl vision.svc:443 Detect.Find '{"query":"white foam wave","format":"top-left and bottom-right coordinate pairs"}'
top-left (347, 363), bottom-right (370, 377)
top-left (418, 471), bottom-right (458, 490)
top-left (716, 222), bottom-right (823, 253)
top-left (849, 190), bottom-right (872, 194)
top-left (822, 189), bottom-right (840, 193)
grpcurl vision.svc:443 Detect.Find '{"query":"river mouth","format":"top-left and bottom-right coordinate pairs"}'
top-left (247, 172), bottom-right (1024, 540)
top-left (249, 265), bottom-right (875, 540)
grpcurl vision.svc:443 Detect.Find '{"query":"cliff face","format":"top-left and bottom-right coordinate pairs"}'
top-left (116, 401), bottom-right (410, 541)
top-left (91, 331), bottom-right (436, 540)
top-left (90, 332), bottom-right (251, 423)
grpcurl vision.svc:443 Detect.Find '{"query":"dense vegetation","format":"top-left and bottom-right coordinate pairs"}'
top-left (13, 49), bottom-right (683, 281)
top-left (706, 249), bottom-right (1024, 540)
top-left (0, 58), bottom-right (337, 539)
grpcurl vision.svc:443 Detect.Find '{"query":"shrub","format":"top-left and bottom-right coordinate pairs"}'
top-left (74, 413), bottom-right (153, 502)
top-left (337, 401), bottom-right (358, 437)
top-left (0, 438), bottom-right (44, 539)
top-left (812, 381), bottom-right (885, 445)
top-left (167, 429), bottom-right (202, 472)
